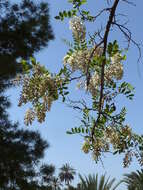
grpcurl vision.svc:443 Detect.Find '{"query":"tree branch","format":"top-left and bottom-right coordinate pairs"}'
top-left (92, 0), bottom-right (120, 141)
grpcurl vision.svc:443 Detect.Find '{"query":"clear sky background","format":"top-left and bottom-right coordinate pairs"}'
top-left (6, 1), bottom-right (143, 189)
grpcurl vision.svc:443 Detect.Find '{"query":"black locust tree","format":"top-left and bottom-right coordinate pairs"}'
top-left (16, 0), bottom-right (143, 167)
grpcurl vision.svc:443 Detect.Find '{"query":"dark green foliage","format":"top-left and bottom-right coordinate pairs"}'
top-left (0, 0), bottom-right (54, 80)
top-left (40, 164), bottom-right (55, 186)
top-left (0, 114), bottom-right (49, 189)
top-left (0, 0), bottom-right (54, 189)
top-left (77, 174), bottom-right (121, 190)
top-left (55, 10), bottom-right (77, 20)
top-left (0, 94), bottom-right (55, 189)
top-left (118, 82), bottom-right (134, 100)
top-left (123, 169), bottom-right (143, 190)
top-left (107, 41), bottom-right (119, 57)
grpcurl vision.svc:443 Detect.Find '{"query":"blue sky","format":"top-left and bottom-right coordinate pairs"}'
top-left (7, 0), bottom-right (143, 189)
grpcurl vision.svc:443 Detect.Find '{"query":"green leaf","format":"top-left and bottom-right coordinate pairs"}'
top-left (72, 128), bottom-right (75, 133)
top-left (21, 59), bottom-right (31, 73)
top-left (30, 57), bottom-right (36, 65)
top-left (81, 119), bottom-right (86, 125)
top-left (55, 16), bottom-right (60, 20)
top-left (85, 128), bottom-right (89, 133)
top-left (59, 12), bottom-right (63, 17)
top-left (66, 131), bottom-right (73, 135)
top-left (64, 91), bottom-right (69, 95)
top-left (81, 10), bottom-right (89, 15)
top-left (113, 150), bottom-right (118, 155)
top-left (62, 96), bottom-right (66, 102)
top-left (81, 0), bottom-right (87, 5)
top-left (75, 127), bottom-right (78, 133)
top-left (78, 127), bottom-right (81, 133)
top-left (122, 54), bottom-right (127, 60)
top-left (81, 128), bottom-right (85, 133)
top-left (68, 11), bottom-right (72, 17)
top-left (63, 10), bottom-right (67, 17)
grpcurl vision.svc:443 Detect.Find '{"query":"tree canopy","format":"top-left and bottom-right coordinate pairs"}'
top-left (0, 0), bottom-right (54, 189)
top-left (0, 121), bottom-right (49, 189)
top-left (0, 0), bottom-right (54, 82)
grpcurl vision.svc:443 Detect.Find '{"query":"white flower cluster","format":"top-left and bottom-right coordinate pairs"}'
top-left (63, 48), bottom-right (123, 97)
top-left (24, 108), bottom-right (35, 126)
top-left (82, 125), bottom-right (132, 165)
top-left (111, 52), bottom-right (122, 65)
top-left (105, 61), bottom-right (123, 81)
top-left (69, 16), bottom-right (86, 40)
top-left (63, 47), bottom-right (102, 72)
top-left (106, 53), bottom-right (123, 80)
top-left (18, 64), bottom-right (61, 125)
top-left (88, 71), bottom-right (100, 96)
top-left (89, 53), bottom-right (123, 96)
top-left (63, 49), bottom-right (91, 72)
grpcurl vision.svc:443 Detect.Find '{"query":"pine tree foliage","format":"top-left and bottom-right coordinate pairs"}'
top-left (0, 0), bottom-right (54, 80)
top-left (0, 0), bottom-right (54, 189)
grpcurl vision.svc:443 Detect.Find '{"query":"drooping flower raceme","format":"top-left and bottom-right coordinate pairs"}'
top-left (105, 61), bottom-right (123, 81)
top-left (69, 16), bottom-right (86, 40)
top-left (107, 52), bottom-right (124, 80)
top-left (17, 63), bottom-right (62, 125)
top-left (63, 47), bottom-right (103, 72)
top-left (24, 108), bottom-right (35, 126)
top-left (63, 49), bottom-right (91, 72)
top-left (82, 124), bottom-right (132, 164)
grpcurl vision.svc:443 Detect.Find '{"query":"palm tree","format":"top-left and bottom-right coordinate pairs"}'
top-left (40, 164), bottom-right (55, 185)
top-left (51, 176), bottom-right (62, 190)
top-left (123, 169), bottom-right (143, 190)
top-left (77, 174), bottom-right (121, 190)
top-left (59, 163), bottom-right (76, 187)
